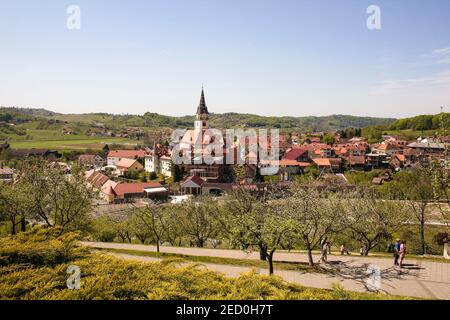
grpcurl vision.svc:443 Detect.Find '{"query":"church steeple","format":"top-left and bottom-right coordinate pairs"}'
top-left (194, 87), bottom-right (209, 131)
top-left (196, 87), bottom-right (209, 116)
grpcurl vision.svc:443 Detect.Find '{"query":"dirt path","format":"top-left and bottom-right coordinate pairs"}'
top-left (83, 241), bottom-right (450, 300)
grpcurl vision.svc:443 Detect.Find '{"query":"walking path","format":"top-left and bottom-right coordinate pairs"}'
top-left (81, 241), bottom-right (450, 300)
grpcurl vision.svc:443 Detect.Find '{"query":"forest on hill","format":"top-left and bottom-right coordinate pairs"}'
top-left (0, 107), bottom-right (395, 132)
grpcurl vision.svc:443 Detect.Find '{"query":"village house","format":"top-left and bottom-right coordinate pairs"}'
top-left (390, 154), bottom-right (406, 171)
top-left (144, 144), bottom-right (173, 177)
top-left (78, 154), bottom-right (106, 169)
top-left (365, 153), bottom-right (389, 169)
top-left (107, 149), bottom-right (146, 166)
top-left (180, 174), bottom-right (205, 195)
top-left (10, 148), bottom-right (58, 160)
top-left (115, 158), bottom-right (144, 176)
top-left (372, 141), bottom-right (404, 156)
top-left (85, 170), bottom-right (110, 189)
top-left (110, 182), bottom-right (169, 203)
top-left (282, 148), bottom-right (310, 162)
top-left (277, 159), bottom-right (310, 180)
top-left (313, 157), bottom-right (342, 173)
top-left (346, 155), bottom-right (366, 171)
top-left (407, 142), bottom-right (446, 156)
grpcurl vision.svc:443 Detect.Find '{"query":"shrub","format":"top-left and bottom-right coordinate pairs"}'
top-left (0, 227), bottom-right (86, 267)
top-left (0, 228), bottom-right (409, 300)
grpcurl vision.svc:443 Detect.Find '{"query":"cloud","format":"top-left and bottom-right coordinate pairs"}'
top-left (371, 69), bottom-right (450, 95)
top-left (432, 47), bottom-right (450, 64)
top-left (433, 47), bottom-right (450, 55)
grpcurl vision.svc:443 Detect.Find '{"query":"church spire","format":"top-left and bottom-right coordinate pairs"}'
top-left (196, 87), bottom-right (209, 115)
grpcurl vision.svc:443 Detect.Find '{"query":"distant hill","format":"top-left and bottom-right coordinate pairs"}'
top-left (0, 107), bottom-right (395, 132)
top-left (361, 112), bottom-right (450, 142)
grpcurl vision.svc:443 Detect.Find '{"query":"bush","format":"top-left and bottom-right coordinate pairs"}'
top-left (0, 227), bottom-right (86, 267)
top-left (90, 217), bottom-right (117, 242)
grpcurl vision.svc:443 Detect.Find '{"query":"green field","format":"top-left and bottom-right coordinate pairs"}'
top-left (9, 137), bottom-right (137, 150)
top-left (1, 122), bottom-right (139, 151)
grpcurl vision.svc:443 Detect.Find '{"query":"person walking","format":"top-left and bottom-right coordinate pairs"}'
top-left (399, 240), bottom-right (407, 268)
top-left (360, 244), bottom-right (367, 256)
top-left (319, 242), bottom-right (329, 263)
top-left (340, 243), bottom-right (349, 255)
top-left (393, 239), bottom-right (401, 266)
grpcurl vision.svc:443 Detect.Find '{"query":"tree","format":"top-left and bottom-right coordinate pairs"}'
top-left (343, 190), bottom-right (405, 255)
top-left (163, 206), bottom-right (184, 246)
top-left (283, 185), bottom-right (344, 266)
top-left (173, 165), bottom-right (184, 183)
top-left (219, 187), bottom-right (267, 260)
top-left (322, 133), bottom-right (336, 145)
top-left (129, 213), bottom-right (153, 244)
top-left (91, 216), bottom-right (117, 242)
top-left (217, 187), bottom-right (289, 274)
top-left (0, 181), bottom-right (33, 235)
top-left (111, 216), bottom-right (133, 243)
top-left (102, 144), bottom-right (110, 153)
top-left (380, 167), bottom-right (434, 254)
top-left (135, 204), bottom-right (168, 252)
top-left (22, 160), bottom-right (96, 234)
top-left (180, 198), bottom-right (218, 248)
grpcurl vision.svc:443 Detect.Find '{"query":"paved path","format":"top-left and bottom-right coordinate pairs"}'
top-left (81, 241), bottom-right (450, 300)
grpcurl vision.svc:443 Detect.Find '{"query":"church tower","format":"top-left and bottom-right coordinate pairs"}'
top-left (194, 87), bottom-right (209, 132)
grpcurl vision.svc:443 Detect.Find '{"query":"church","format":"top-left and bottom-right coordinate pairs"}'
top-left (178, 88), bottom-right (227, 182)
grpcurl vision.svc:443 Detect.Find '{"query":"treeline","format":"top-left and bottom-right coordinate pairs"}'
top-left (388, 113), bottom-right (450, 131)
top-left (361, 113), bottom-right (450, 142)
top-left (0, 107), bottom-right (394, 131)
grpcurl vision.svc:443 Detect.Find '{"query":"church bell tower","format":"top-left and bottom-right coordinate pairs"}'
top-left (194, 87), bottom-right (209, 132)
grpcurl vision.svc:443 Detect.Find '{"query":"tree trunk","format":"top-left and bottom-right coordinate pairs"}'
top-left (259, 244), bottom-right (267, 261)
top-left (11, 222), bottom-right (16, 235)
top-left (267, 254), bottom-right (274, 275)
top-left (306, 242), bottom-right (314, 266)
top-left (20, 217), bottom-right (26, 232)
top-left (420, 217), bottom-right (426, 255)
top-left (156, 239), bottom-right (160, 253)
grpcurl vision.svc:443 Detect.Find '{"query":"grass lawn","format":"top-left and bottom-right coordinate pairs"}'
top-left (8, 136), bottom-right (138, 150)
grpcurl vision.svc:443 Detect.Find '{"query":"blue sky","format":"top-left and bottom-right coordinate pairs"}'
top-left (1, 0), bottom-right (450, 118)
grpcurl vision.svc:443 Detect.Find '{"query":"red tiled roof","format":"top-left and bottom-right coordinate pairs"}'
top-left (113, 182), bottom-right (164, 197)
top-left (283, 148), bottom-right (307, 160)
top-left (313, 158), bottom-right (341, 167)
top-left (116, 158), bottom-right (141, 169)
top-left (108, 150), bottom-right (146, 158)
top-left (86, 171), bottom-right (109, 188)
top-left (313, 158), bottom-right (331, 167)
top-left (348, 155), bottom-right (366, 165)
top-left (187, 175), bottom-right (205, 187)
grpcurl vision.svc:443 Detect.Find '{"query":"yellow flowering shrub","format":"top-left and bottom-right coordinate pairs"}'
top-left (0, 228), bottom-right (407, 300)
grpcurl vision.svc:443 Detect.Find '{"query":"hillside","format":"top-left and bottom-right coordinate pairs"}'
top-left (362, 112), bottom-right (450, 142)
top-left (0, 107), bottom-right (395, 131)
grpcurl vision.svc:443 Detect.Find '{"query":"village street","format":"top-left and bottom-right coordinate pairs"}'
top-left (82, 241), bottom-right (450, 300)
